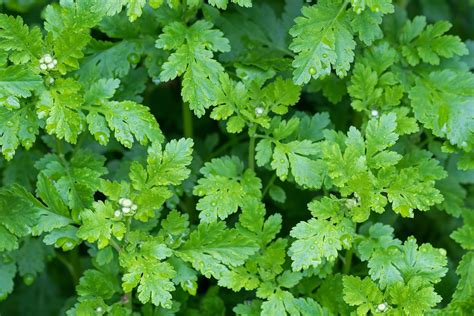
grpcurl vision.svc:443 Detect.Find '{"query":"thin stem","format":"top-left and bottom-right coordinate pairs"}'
top-left (179, 102), bottom-right (196, 222)
top-left (207, 134), bottom-right (247, 159)
top-left (343, 222), bottom-right (357, 274)
top-left (248, 136), bottom-right (256, 171)
top-left (109, 239), bottom-right (123, 252)
top-left (125, 292), bottom-right (133, 312)
top-left (109, 234), bottom-right (133, 311)
top-left (123, 217), bottom-right (132, 243)
top-left (262, 173), bottom-right (277, 197)
top-left (342, 248), bottom-right (353, 274)
top-left (56, 252), bottom-right (80, 285)
top-left (182, 102), bottom-right (193, 139)
top-left (73, 133), bottom-right (87, 155)
top-left (55, 137), bottom-right (64, 158)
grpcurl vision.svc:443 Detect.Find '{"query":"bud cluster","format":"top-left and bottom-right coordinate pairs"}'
top-left (114, 197), bottom-right (138, 218)
top-left (39, 54), bottom-right (58, 71)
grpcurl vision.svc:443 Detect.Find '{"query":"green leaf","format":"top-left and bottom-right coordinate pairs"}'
top-left (35, 150), bottom-right (107, 212)
top-left (257, 117), bottom-right (326, 189)
top-left (127, 0), bottom-right (146, 22)
top-left (125, 260), bottom-right (176, 308)
top-left (409, 69), bottom-right (474, 151)
top-left (176, 221), bottom-right (259, 279)
top-left (0, 104), bottom-right (39, 160)
top-left (451, 252), bottom-right (474, 306)
top-left (193, 156), bottom-right (262, 222)
top-left (238, 200), bottom-right (282, 246)
top-left (156, 20), bottom-right (230, 116)
top-left (43, 0), bottom-right (105, 73)
top-left (0, 262), bottom-right (16, 298)
top-left (0, 65), bottom-right (42, 104)
top-left (269, 185), bottom-right (286, 203)
top-left (451, 211), bottom-right (474, 250)
top-left (350, 10), bottom-right (384, 46)
top-left (399, 16), bottom-right (468, 66)
top-left (124, 139), bottom-right (193, 221)
top-left (145, 138), bottom-right (194, 186)
top-left (387, 277), bottom-right (442, 315)
top-left (77, 201), bottom-right (126, 249)
top-left (261, 290), bottom-right (328, 316)
top-left (208, 0), bottom-right (252, 10)
top-left (289, 217), bottom-right (354, 271)
top-left (78, 39), bottom-right (142, 82)
top-left (366, 236), bottom-right (448, 288)
top-left (289, 0), bottom-right (355, 84)
top-left (348, 43), bottom-right (402, 113)
top-left (349, 0), bottom-right (394, 14)
top-left (36, 173), bottom-right (69, 218)
top-left (77, 269), bottom-right (120, 299)
top-left (342, 276), bottom-right (384, 315)
top-left (14, 238), bottom-right (49, 278)
top-left (357, 223), bottom-right (401, 261)
top-left (0, 185), bottom-right (39, 252)
top-left (83, 78), bottom-right (120, 106)
top-left (37, 78), bottom-right (85, 143)
top-left (87, 100), bottom-right (163, 148)
top-left (0, 14), bottom-right (43, 64)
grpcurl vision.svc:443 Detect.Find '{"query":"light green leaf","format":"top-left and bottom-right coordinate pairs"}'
top-left (289, 217), bottom-right (354, 271)
top-left (193, 156), bottom-right (262, 222)
top-left (289, 0), bottom-right (355, 84)
top-left (176, 221), bottom-right (258, 279)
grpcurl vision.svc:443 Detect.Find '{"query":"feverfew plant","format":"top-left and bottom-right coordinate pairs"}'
top-left (0, 0), bottom-right (473, 315)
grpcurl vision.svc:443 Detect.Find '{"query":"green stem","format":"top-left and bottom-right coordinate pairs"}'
top-left (207, 134), bottom-right (247, 159)
top-left (55, 137), bottom-right (64, 158)
top-left (109, 239), bottom-right (123, 252)
top-left (248, 136), bottom-right (256, 171)
top-left (73, 133), bottom-right (87, 155)
top-left (262, 173), bottom-right (277, 197)
top-left (182, 102), bottom-right (193, 139)
top-left (125, 292), bottom-right (133, 312)
top-left (109, 236), bottom-right (133, 311)
top-left (342, 248), bottom-right (353, 274)
top-left (56, 252), bottom-right (80, 285)
top-left (180, 102), bottom-right (196, 222)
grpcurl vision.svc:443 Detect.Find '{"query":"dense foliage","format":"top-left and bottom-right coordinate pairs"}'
top-left (0, 0), bottom-right (473, 315)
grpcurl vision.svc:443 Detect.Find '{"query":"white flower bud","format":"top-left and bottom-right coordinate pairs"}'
top-left (47, 62), bottom-right (55, 69)
top-left (48, 78), bottom-right (55, 84)
top-left (120, 198), bottom-right (133, 207)
top-left (96, 306), bottom-right (103, 313)
top-left (40, 63), bottom-right (48, 70)
top-left (255, 107), bottom-right (264, 116)
top-left (53, 59), bottom-right (58, 66)
top-left (131, 204), bottom-right (138, 211)
top-left (122, 207), bottom-right (131, 214)
top-left (44, 54), bottom-right (52, 64)
top-left (377, 302), bottom-right (387, 312)
top-left (114, 210), bottom-right (122, 217)
top-left (371, 109), bottom-right (379, 117)
top-left (39, 57), bottom-right (45, 63)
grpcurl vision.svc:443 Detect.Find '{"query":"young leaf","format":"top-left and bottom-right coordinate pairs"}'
top-left (409, 69), bottom-right (474, 151)
top-left (176, 221), bottom-right (259, 279)
top-left (193, 156), bottom-right (262, 222)
top-left (290, 0), bottom-right (355, 84)
top-left (156, 20), bottom-right (230, 117)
